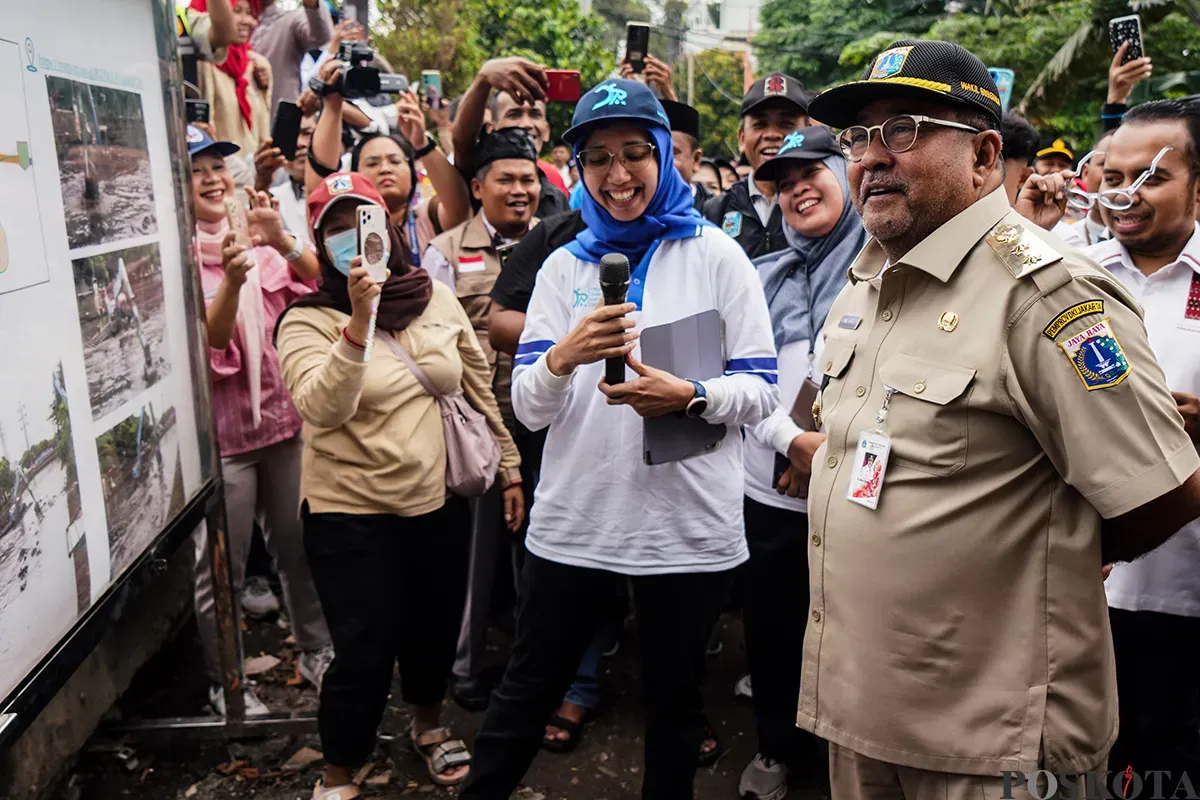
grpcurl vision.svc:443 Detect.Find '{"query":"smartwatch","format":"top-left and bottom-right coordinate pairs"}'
top-left (684, 380), bottom-right (708, 419)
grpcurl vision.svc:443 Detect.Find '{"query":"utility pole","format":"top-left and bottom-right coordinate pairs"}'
top-left (687, 51), bottom-right (695, 106)
top-left (17, 404), bottom-right (30, 450)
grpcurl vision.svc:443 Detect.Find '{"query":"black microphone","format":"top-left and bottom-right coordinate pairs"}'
top-left (599, 253), bottom-right (631, 386)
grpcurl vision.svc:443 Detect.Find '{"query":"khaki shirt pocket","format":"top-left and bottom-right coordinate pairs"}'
top-left (818, 337), bottom-right (857, 417)
top-left (878, 353), bottom-right (976, 476)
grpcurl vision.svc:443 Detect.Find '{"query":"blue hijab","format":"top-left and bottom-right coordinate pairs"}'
top-left (566, 124), bottom-right (711, 308)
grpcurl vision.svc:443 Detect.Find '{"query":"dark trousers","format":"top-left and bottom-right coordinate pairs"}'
top-left (743, 496), bottom-right (817, 767)
top-left (460, 552), bottom-right (734, 800)
top-left (1108, 607), bottom-right (1200, 777)
top-left (303, 498), bottom-right (471, 768)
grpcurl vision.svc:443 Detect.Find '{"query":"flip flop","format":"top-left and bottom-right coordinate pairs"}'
top-left (542, 713), bottom-right (584, 754)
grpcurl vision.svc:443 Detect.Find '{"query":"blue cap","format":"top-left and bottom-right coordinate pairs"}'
top-left (186, 125), bottom-right (240, 158)
top-left (562, 79), bottom-right (671, 146)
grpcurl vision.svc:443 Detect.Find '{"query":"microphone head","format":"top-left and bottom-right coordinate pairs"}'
top-left (599, 253), bottom-right (630, 286)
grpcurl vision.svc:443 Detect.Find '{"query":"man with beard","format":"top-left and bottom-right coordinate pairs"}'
top-left (802, 40), bottom-right (1200, 797)
top-left (703, 73), bottom-right (810, 259)
top-left (422, 127), bottom-right (544, 712)
top-left (1083, 99), bottom-right (1200, 779)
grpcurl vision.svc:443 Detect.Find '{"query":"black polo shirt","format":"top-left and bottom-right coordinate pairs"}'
top-left (701, 176), bottom-right (786, 260)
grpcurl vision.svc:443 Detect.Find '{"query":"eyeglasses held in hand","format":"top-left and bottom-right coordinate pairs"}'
top-left (577, 142), bottom-right (657, 173)
top-left (836, 115), bottom-right (982, 163)
top-left (1065, 150), bottom-right (1103, 210)
top-left (1069, 146), bottom-right (1173, 212)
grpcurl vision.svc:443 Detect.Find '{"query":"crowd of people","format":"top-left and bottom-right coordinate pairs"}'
top-left (176, 2), bottom-right (1200, 799)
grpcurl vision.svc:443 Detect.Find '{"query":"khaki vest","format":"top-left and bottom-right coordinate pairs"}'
top-left (428, 214), bottom-right (536, 431)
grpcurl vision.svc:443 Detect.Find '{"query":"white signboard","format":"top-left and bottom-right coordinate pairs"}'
top-left (0, 1), bottom-right (210, 703)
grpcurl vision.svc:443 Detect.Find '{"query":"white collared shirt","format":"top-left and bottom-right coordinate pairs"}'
top-left (270, 181), bottom-right (313, 250)
top-left (1087, 224), bottom-right (1200, 616)
top-left (747, 172), bottom-right (776, 226)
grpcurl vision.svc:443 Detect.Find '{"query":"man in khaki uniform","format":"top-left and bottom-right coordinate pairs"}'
top-left (422, 127), bottom-right (542, 709)
top-left (800, 40), bottom-right (1200, 798)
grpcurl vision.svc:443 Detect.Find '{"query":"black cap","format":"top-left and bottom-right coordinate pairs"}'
top-left (740, 73), bottom-right (812, 117)
top-left (476, 127), bottom-right (539, 170)
top-left (661, 100), bottom-right (700, 141)
top-left (808, 40), bottom-right (1002, 129)
top-left (754, 127), bottom-right (842, 183)
top-left (1035, 137), bottom-right (1074, 162)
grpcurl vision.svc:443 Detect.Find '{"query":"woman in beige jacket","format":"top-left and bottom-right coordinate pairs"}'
top-left (275, 173), bottom-right (521, 799)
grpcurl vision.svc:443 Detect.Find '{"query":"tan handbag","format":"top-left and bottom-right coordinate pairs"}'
top-left (379, 331), bottom-right (501, 497)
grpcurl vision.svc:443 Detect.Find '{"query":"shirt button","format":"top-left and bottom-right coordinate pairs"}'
top-left (825, 456), bottom-right (837, 468)
top-left (824, 360), bottom-right (833, 371)
top-left (914, 381), bottom-right (926, 394)
top-left (812, 610), bottom-right (822, 622)
top-left (812, 533), bottom-right (822, 547)
top-left (855, 385), bottom-right (866, 397)
top-left (881, 309), bottom-right (894, 321)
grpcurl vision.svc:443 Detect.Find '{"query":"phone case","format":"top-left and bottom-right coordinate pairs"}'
top-left (421, 71), bottom-right (443, 110)
top-left (545, 71), bottom-right (582, 103)
top-left (224, 198), bottom-right (250, 247)
top-left (271, 102), bottom-right (302, 160)
top-left (625, 23), bottom-right (650, 72)
top-left (358, 206), bottom-right (390, 283)
top-left (1110, 15), bottom-right (1144, 64)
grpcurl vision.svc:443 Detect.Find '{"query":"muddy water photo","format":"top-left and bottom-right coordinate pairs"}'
top-left (0, 361), bottom-right (90, 701)
top-left (73, 243), bottom-right (171, 420)
top-left (95, 403), bottom-right (183, 581)
top-left (45, 76), bottom-right (157, 251)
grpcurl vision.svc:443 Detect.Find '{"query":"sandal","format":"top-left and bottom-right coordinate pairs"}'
top-left (311, 782), bottom-right (360, 800)
top-left (411, 725), bottom-right (472, 786)
top-left (698, 721), bottom-right (724, 768)
top-left (542, 713), bottom-right (584, 754)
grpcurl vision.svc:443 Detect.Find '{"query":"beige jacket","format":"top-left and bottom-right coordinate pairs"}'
top-left (277, 281), bottom-right (521, 517)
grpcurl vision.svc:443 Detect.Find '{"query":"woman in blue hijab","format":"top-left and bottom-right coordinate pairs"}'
top-left (736, 126), bottom-right (867, 800)
top-left (461, 80), bottom-right (779, 800)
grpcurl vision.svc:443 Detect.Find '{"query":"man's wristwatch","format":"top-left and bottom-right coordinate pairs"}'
top-left (684, 380), bottom-right (708, 418)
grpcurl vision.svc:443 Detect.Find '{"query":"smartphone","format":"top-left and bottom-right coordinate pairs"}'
top-left (1110, 14), bottom-right (1144, 65)
top-left (545, 69), bottom-right (582, 103)
top-left (358, 205), bottom-right (390, 283)
top-left (224, 197), bottom-right (252, 251)
top-left (988, 68), bottom-right (1015, 112)
top-left (421, 70), bottom-right (443, 110)
top-left (625, 22), bottom-right (651, 74)
top-left (186, 99), bottom-right (210, 125)
top-left (271, 100), bottom-right (303, 161)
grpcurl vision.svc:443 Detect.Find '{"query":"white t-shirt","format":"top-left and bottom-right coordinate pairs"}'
top-left (1088, 225), bottom-right (1200, 617)
top-left (512, 226), bottom-right (779, 575)
top-left (743, 337), bottom-right (825, 513)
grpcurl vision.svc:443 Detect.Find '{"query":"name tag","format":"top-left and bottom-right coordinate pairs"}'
top-left (838, 314), bottom-right (862, 330)
top-left (457, 255), bottom-right (486, 274)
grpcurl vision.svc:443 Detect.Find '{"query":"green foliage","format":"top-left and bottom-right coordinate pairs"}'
top-left (0, 458), bottom-right (14, 506)
top-left (679, 48), bottom-right (745, 157)
top-left (374, 0), bottom-right (614, 148)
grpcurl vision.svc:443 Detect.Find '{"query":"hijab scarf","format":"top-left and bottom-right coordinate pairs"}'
top-left (190, 0), bottom-right (259, 130)
top-left (197, 217), bottom-right (267, 426)
top-left (754, 155), bottom-right (867, 351)
top-left (279, 214), bottom-right (432, 335)
top-left (566, 125), bottom-right (710, 308)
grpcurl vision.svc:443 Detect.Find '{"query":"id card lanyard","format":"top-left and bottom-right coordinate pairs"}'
top-left (846, 384), bottom-right (895, 510)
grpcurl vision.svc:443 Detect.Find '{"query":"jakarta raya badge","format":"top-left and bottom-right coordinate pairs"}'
top-left (1058, 318), bottom-right (1131, 391)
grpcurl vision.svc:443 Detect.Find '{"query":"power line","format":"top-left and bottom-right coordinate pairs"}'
top-left (693, 52), bottom-right (742, 103)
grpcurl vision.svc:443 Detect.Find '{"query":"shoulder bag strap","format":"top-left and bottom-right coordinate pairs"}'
top-left (377, 330), bottom-right (443, 400)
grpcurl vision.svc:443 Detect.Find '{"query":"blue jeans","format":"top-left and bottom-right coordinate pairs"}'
top-left (563, 621), bottom-right (620, 709)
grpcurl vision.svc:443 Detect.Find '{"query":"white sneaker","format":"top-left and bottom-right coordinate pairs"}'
top-left (297, 644), bottom-right (335, 693)
top-left (734, 673), bottom-right (753, 703)
top-left (739, 753), bottom-right (788, 800)
top-left (209, 684), bottom-right (270, 717)
top-left (241, 576), bottom-right (280, 619)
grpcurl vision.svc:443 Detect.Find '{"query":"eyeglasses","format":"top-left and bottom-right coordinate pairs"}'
top-left (577, 142), bottom-right (657, 173)
top-left (1072, 146), bottom-right (1173, 211)
top-left (1065, 150), bottom-right (1104, 210)
top-left (837, 115), bottom-right (982, 163)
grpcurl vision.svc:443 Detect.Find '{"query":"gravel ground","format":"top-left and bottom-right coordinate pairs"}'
top-left (62, 609), bottom-right (832, 800)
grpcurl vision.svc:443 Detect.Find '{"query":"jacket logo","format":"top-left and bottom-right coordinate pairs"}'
top-left (722, 211), bottom-right (742, 237)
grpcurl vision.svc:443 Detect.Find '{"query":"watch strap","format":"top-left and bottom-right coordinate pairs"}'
top-left (413, 139), bottom-right (437, 159)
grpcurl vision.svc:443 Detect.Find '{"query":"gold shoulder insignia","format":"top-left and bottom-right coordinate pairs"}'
top-left (986, 221), bottom-right (1063, 279)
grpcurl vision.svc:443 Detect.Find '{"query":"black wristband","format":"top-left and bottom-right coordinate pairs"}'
top-left (413, 139), bottom-right (437, 159)
top-left (306, 148), bottom-right (338, 178)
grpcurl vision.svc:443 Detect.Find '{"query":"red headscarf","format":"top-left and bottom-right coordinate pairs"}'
top-left (190, 0), bottom-right (261, 130)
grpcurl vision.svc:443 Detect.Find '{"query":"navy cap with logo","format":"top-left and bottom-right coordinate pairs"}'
top-left (740, 73), bottom-right (812, 117)
top-left (808, 40), bottom-right (1002, 130)
top-left (754, 126), bottom-right (843, 183)
top-left (562, 79), bottom-right (670, 146)
top-left (661, 99), bottom-right (701, 141)
top-left (186, 125), bottom-right (240, 158)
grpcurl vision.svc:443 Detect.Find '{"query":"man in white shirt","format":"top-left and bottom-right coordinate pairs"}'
top-left (1084, 99), bottom-right (1200, 777)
